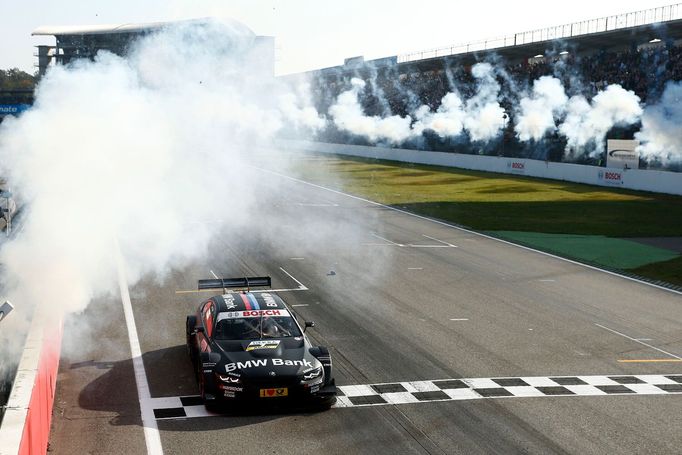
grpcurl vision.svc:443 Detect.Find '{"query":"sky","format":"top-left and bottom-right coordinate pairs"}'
top-left (0, 0), bottom-right (676, 76)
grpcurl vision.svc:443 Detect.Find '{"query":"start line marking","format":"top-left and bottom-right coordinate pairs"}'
top-left (149, 373), bottom-right (682, 420)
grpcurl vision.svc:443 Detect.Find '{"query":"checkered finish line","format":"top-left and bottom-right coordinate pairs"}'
top-left (150, 374), bottom-right (682, 420)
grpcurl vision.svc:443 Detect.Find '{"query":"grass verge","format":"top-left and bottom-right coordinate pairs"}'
top-left (292, 154), bottom-right (682, 287)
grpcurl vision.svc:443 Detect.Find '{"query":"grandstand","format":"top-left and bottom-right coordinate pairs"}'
top-left (292, 3), bottom-right (682, 169)
top-left (32, 18), bottom-right (275, 77)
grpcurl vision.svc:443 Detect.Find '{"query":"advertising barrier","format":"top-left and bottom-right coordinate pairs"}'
top-left (607, 139), bottom-right (639, 169)
top-left (281, 140), bottom-right (682, 196)
top-left (0, 317), bottom-right (62, 455)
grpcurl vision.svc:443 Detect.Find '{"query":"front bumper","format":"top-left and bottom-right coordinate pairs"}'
top-left (210, 377), bottom-right (336, 405)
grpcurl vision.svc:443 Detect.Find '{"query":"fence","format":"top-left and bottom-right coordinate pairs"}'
top-left (398, 3), bottom-right (682, 63)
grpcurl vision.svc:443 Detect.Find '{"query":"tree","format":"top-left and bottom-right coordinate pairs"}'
top-left (0, 69), bottom-right (35, 90)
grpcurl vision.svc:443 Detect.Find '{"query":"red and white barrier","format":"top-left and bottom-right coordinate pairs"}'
top-left (0, 316), bottom-right (62, 455)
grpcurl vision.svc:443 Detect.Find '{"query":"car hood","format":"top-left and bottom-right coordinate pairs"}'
top-left (213, 338), bottom-right (320, 378)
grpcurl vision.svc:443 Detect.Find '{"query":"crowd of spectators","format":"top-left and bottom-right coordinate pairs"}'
top-left (308, 42), bottom-right (682, 165)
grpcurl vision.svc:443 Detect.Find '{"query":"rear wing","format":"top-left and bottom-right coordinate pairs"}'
top-left (197, 276), bottom-right (271, 291)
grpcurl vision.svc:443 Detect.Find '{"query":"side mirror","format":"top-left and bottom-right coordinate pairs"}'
top-left (195, 326), bottom-right (205, 334)
top-left (304, 321), bottom-right (315, 332)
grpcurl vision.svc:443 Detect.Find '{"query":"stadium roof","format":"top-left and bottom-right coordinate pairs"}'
top-left (33, 22), bottom-right (166, 36)
top-left (31, 18), bottom-right (253, 37)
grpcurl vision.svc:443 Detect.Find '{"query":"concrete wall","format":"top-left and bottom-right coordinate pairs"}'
top-left (0, 317), bottom-right (62, 455)
top-left (282, 140), bottom-right (682, 196)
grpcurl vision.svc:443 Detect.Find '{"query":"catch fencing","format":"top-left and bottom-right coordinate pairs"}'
top-left (398, 3), bottom-right (682, 63)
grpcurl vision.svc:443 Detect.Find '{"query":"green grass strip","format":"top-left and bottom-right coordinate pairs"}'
top-left (487, 231), bottom-right (679, 269)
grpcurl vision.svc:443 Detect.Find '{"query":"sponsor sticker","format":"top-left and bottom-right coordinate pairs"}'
top-left (217, 309), bottom-right (291, 321)
top-left (246, 340), bottom-right (281, 351)
top-left (225, 358), bottom-right (312, 372)
top-left (507, 161), bottom-right (526, 173)
top-left (219, 385), bottom-right (243, 392)
top-left (598, 170), bottom-right (623, 184)
top-left (260, 387), bottom-right (288, 398)
top-left (223, 294), bottom-right (237, 310)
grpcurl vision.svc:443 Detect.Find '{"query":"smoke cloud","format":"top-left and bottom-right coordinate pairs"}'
top-left (0, 19), bottom-right (341, 373)
top-left (412, 92), bottom-right (465, 138)
top-left (515, 76), bottom-right (568, 141)
top-left (330, 63), bottom-right (507, 143)
top-left (278, 81), bottom-right (327, 132)
top-left (322, 62), bottom-right (658, 162)
top-left (636, 81), bottom-right (682, 164)
top-left (329, 78), bottom-right (414, 144)
top-left (462, 63), bottom-right (506, 142)
top-left (558, 84), bottom-right (642, 156)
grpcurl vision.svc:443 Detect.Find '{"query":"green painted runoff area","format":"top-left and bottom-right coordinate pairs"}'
top-left (487, 231), bottom-right (680, 269)
top-left (292, 153), bottom-right (682, 285)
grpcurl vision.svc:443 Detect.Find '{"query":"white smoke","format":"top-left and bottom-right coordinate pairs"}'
top-left (0, 19), bottom-right (312, 324)
top-left (636, 81), bottom-right (682, 164)
top-left (412, 92), bottom-right (465, 138)
top-left (321, 62), bottom-right (650, 161)
top-left (278, 81), bottom-right (327, 131)
top-left (558, 85), bottom-right (642, 156)
top-left (462, 63), bottom-right (506, 141)
top-left (329, 78), bottom-right (413, 144)
top-left (515, 76), bottom-right (568, 141)
top-left (330, 63), bottom-right (506, 143)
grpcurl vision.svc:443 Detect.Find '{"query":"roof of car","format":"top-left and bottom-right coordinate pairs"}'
top-left (212, 292), bottom-right (288, 313)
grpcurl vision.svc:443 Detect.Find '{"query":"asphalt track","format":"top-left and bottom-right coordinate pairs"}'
top-left (49, 161), bottom-right (682, 455)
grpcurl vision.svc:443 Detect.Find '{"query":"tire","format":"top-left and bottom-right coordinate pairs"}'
top-left (314, 396), bottom-right (336, 411)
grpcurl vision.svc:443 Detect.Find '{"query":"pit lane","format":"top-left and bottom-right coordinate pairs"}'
top-left (48, 159), bottom-right (682, 455)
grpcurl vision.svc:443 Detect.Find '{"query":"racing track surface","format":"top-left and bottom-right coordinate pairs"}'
top-left (49, 158), bottom-right (682, 455)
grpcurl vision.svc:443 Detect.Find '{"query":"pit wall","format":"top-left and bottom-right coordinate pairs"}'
top-left (0, 317), bottom-right (62, 455)
top-left (282, 140), bottom-right (682, 196)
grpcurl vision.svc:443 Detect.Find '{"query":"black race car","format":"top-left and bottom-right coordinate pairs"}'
top-left (186, 276), bottom-right (336, 409)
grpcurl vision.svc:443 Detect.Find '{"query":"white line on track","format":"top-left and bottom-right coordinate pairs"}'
top-left (295, 202), bottom-right (339, 207)
top-left (450, 318), bottom-right (469, 321)
top-left (371, 232), bottom-right (404, 247)
top-left (254, 167), bottom-right (682, 297)
top-left (291, 304), bottom-right (310, 307)
top-left (595, 323), bottom-right (682, 360)
top-left (279, 266), bottom-right (309, 290)
top-left (210, 269), bottom-right (219, 279)
top-left (422, 234), bottom-right (458, 247)
top-left (115, 239), bottom-right (163, 455)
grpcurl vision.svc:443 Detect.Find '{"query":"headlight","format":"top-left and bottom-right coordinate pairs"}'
top-left (217, 374), bottom-right (241, 383)
top-left (302, 367), bottom-right (323, 381)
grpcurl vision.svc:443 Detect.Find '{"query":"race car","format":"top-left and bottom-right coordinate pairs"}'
top-left (186, 276), bottom-right (336, 409)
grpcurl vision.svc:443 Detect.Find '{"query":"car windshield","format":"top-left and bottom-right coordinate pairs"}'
top-left (213, 315), bottom-right (302, 340)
